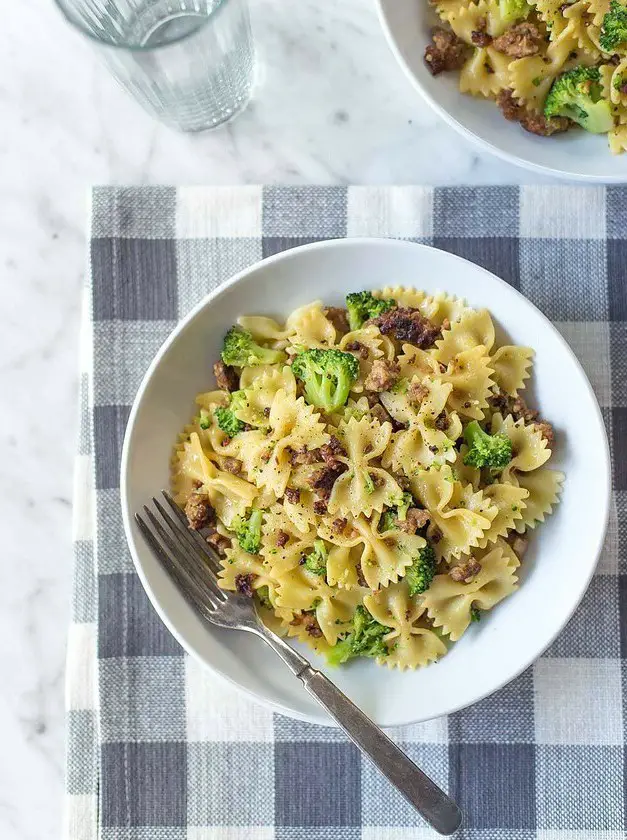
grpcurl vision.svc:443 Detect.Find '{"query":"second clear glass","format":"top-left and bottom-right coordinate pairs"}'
top-left (54, 0), bottom-right (256, 132)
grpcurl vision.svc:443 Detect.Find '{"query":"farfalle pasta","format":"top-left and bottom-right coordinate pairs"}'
top-left (423, 0), bottom-right (627, 154)
top-left (172, 287), bottom-right (562, 670)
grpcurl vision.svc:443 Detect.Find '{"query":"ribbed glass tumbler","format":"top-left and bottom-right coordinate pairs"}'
top-left (54, 0), bottom-right (256, 131)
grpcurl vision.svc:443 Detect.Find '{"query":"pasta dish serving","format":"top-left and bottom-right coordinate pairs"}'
top-left (423, 0), bottom-right (627, 153)
top-left (172, 288), bottom-right (563, 670)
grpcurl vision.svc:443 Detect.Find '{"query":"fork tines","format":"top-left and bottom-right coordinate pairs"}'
top-left (135, 491), bottom-right (226, 616)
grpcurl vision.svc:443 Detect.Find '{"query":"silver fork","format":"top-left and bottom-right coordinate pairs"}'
top-left (136, 491), bottom-right (463, 836)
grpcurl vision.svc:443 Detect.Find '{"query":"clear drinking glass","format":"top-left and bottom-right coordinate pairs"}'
top-left (54, 0), bottom-right (256, 131)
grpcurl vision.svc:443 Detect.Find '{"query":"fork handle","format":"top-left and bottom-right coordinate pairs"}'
top-left (299, 667), bottom-right (462, 836)
top-left (254, 626), bottom-right (461, 835)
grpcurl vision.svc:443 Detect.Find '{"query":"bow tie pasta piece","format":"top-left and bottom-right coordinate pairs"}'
top-left (460, 45), bottom-right (514, 98)
top-left (234, 391), bottom-right (329, 498)
top-left (260, 504), bottom-right (318, 574)
top-left (281, 487), bottom-right (321, 534)
top-left (195, 390), bottom-right (230, 411)
top-left (285, 301), bottom-right (337, 349)
top-left (173, 431), bottom-right (257, 526)
top-left (434, 309), bottom-right (496, 365)
top-left (218, 544), bottom-right (290, 635)
top-left (452, 446), bottom-right (481, 489)
top-left (511, 468), bottom-right (565, 533)
top-left (411, 465), bottom-right (498, 561)
top-left (353, 515), bottom-right (426, 590)
top-left (609, 123), bottom-right (627, 154)
top-left (422, 544), bottom-right (519, 641)
top-left (232, 366), bottom-right (297, 425)
top-left (372, 285), bottom-right (426, 310)
top-left (476, 482), bottom-right (530, 547)
top-left (364, 583), bottom-right (448, 670)
top-left (419, 292), bottom-right (470, 327)
top-left (237, 314), bottom-right (291, 343)
top-left (317, 513), bottom-right (365, 547)
top-left (396, 344), bottom-right (441, 381)
top-left (489, 536), bottom-right (522, 569)
top-left (275, 566), bottom-right (364, 645)
top-left (491, 412), bottom-right (551, 481)
top-left (330, 395), bottom-right (372, 425)
top-left (327, 416), bottom-right (403, 518)
top-left (326, 544), bottom-right (365, 589)
top-left (380, 376), bottom-right (462, 473)
top-left (489, 346), bottom-right (534, 397)
top-left (436, 0), bottom-right (514, 39)
top-left (441, 345), bottom-right (496, 420)
top-left (219, 544), bottom-right (278, 595)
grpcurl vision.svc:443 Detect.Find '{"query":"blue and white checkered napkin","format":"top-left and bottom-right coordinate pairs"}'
top-left (65, 185), bottom-right (625, 840)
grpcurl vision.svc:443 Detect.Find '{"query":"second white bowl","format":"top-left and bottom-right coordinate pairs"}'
top-left (377, 0), bottom-right (627, 181)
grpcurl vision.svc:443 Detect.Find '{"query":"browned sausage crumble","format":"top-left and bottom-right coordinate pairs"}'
top-left (450, 558), bottom-right (482, 582)
top-left (324, 306), bottom-right (350, 335)
top-left (370, 307), bottom-right (441, 348)
top-left (283, 487), bottom-right (301, 505)
top-left (213, 360), bottom-right (239, 392)
top-left (206, 531), bottom-right (231, 557)
top-left (364, 359), bottom-right (401, 392)
top-left (185, 493), bottom-right (214, 530)
top-left (397, 508), bottom-right (431, 533)
top-left (496, 90), bottom-right (570, 137)
top-left (344, 340), bottom-right (370, 359)
top-left (320, 436), bottom-right (346, 467)
top-left (492, 22), bottom-right (543, 57)
top-left (424, 27), bottom-right (468, 76)
top-left (235, 573), bottom-right (255, 597)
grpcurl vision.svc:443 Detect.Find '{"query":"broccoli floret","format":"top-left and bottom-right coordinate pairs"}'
top-left (470, 605), bottom-right (482, 623)
top-left (345, 291), bottom-right (396, 331)
top-left (379, 510), bottom-right (397, 532)
top-left (544, 66), bottom-right (615, 134)
top-left (379, 492), bottom-right (414, 532)
top-left (304, 540), bottom-right (328, 576)
top-left (600, 0), bottom-right (627, 51)
top-left (214, 391), bottom-right (249, 437)
top-left (463, 420), bottom-right (513, 470)
top-left (405, 543), bottom-right (437, 596)
top-left (255, 585), bottom-right (272, 610)
top-left (199, 409), bottom-right (211, 430)
top-left (499, 0), bottom-right (531, 25)
top-left (233, 509), bottom-right (263, 554)
top-left (292, 348), bottom-right (359, 413)
top-left (326, 605), bottom-right (390, 666)
top-left (221, 325), bottom-right (285, 368)
top-left (214, 407), bottom-right (243, 437)
top-left (396, 491), bottom-right (413, 521)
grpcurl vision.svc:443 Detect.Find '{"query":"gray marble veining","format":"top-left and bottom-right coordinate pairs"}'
top-left (0, 1), bottom-right (551, 838)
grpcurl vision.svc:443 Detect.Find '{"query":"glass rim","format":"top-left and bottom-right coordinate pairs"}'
top-left (53, 0), bottom-right (230, 52)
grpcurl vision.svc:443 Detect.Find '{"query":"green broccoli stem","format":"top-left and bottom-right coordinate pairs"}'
top-left (325, 605), bottom-right (390, 666)
top-left (234, 509), bottom-right (263, 554)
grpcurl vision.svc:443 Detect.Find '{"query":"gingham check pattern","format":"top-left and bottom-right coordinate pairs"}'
top-left (64, 185), bottom-right (626, 840)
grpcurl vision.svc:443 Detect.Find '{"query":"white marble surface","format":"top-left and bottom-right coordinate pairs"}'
top-left (0, 1), bottom-right (552, 838)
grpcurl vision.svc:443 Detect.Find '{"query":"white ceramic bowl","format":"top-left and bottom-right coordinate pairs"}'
top-left (121, 238), bottom-right (610, 727)
top-left (377, 0), bottom-right (627, 181)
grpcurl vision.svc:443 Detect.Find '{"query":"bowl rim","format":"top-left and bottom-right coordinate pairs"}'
top-left (375, 0), bottom-right (627, 183)
top-left (120, 236), bottom-right (611, 727)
